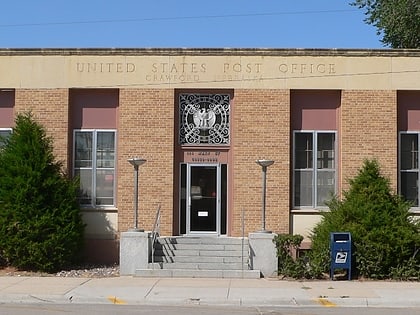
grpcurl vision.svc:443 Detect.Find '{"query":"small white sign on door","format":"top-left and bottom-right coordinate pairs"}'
top-left (198, 211), bottom-right (208, 217)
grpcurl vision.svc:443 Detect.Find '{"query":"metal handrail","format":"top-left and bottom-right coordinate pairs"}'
top-left (241, 208), bottom-right (245, 275)
top-left (151, 204), bottom-right (161, 268)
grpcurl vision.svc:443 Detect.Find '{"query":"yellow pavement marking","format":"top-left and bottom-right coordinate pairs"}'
top-left (316, 298), bottom-right (337, 307)
top-left (107, 296), bottom-right (127, 305)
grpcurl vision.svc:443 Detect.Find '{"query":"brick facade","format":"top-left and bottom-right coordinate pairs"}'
top-left (341, 90), bottom-right (397, 193)
top-left (14, 89), bottom-right (69, 165)
top-left (5, 87), bottom-right (414, 262)
top-left (119, 89), bottom-right (174, 235)
top-left (232, 90), bottom-right (290, 236)
top-left (1, 49), bottom-right (418, 264)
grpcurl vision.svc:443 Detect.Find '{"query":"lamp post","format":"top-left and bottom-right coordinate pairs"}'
top-left (128, 157), bottom-right (147, 232)
top-left (256, 159), bottom-right (274, 233)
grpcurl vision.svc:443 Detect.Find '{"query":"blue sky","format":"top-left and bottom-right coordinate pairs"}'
top-left (0, 1), bottom-right (383, 49)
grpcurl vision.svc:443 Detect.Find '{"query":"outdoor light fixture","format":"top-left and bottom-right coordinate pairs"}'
top-left (256, 159), bottom-right (274, 233)
top-left (128, 157), bottom-right (147, 232)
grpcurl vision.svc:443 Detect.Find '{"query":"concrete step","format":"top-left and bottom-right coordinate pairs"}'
top-left (135, 268), bottom-right (261, 279)
top-left (157, 236), bottom-right (248, 245)
top-left (159, 262), bottom-right (248, 270)
top-left (146, 236), bottom-right (255, 278)
top-left (155, 243), bottom-right (248, 251)
top-left (154, 249), bottom-right (247, 257)
top-left (152, 255), bottom-right (247, 264)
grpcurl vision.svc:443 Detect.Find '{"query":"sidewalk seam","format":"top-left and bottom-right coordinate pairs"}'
top-left (63, 278), bottom-right (91, 296)
top-left (144, 278), bottom-right (161, 299)
top-left (226, 279), bottom-right (231, 301)
top-left (0, 276), bottom-right (30, 292)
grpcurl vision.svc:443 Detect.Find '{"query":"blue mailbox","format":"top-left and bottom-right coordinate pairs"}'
top-left (330, 232), bottom-right (352, 280)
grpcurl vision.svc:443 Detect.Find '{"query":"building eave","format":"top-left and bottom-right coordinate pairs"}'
top-left (0, 47), bottom-right (419, 57)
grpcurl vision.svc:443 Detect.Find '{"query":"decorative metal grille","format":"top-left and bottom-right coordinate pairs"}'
top-left (179, 93), bottom-right (230, 145)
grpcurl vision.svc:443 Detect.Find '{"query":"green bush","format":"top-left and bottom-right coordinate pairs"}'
top-left (273, 234), bottom-right (312, 279)
top-left (309, 159), bottom-right (420, 280)
top-left (0, 112), bottom-right (85, 272)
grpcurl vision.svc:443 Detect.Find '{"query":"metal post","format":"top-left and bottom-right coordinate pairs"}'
top-left (256, 159), bottom-right (274, 233)
top-left (261, 166), bottom-right (267, 232)
top-left (133, 164), bottom-right (140, 231)
top-left (128, 157), bottom-right (146, 232)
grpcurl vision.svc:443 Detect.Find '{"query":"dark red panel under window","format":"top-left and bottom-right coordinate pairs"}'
top-left (398, 90), bottom-right (420, 131)
top-left (291, 90), bottom-right (340, 130)
top-left (70, 89), bottom-right (119, 129)
top-left (0, 90), bottom-right (15, 128)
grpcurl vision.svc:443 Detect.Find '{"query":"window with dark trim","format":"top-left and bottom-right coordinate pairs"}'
top-left (73, 130), bottom-right (116, 208)
top-left (0, 128), bottom-right (12, 149)
top-left (293, 131), bottom-right (336, 209)
top-left (399, 132), bottom-right (419, 207)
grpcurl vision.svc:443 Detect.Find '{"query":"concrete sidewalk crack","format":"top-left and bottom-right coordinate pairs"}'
top-left (29, 294), bottom-right (53, 303)
top-left (226, 279), bottom-right (231, 300)
top-left (1, 277), bottom-right (30, 292)
top-left (63, 278), bottom-right (92, 296)
top-left (144, 278), bottom-right (160, 299)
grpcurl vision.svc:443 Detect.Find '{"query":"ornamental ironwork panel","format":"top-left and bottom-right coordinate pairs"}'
top-left (179, 94), bottom-right (230, 145)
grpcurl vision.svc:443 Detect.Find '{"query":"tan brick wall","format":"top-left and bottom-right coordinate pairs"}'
top-left (14, 89), bottom-right (70, 168)
top-left (118, 89), bottom-right (174, 235)
top-left (10, 87), bottom-right (401, 240)
top-left (232, 89), bottom-right (290, 236)
top-left (340, 90), bottom-right (397, 193)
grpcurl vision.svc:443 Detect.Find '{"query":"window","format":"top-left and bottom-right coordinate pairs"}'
top-left (0, 128), bottom-right (12, 149)
top-left (293, 131), bottom-right (336, 209)
top-left (399, 133), bottom-right (419, 207)
top-left (73, 130), bottom-right (116, 208)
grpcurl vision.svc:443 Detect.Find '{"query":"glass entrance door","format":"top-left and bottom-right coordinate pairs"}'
top-left (188, 165), bottom-right (219, 233)
top-left (180, 164), bottom-right (227, 235)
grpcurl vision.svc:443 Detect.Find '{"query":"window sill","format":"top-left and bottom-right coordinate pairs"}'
top-left (291, 208), bottom-right (329, 214)
top-left (292, 208), bottom-right (420, 215)
top-left (80, 207), bottom-right (118, 212)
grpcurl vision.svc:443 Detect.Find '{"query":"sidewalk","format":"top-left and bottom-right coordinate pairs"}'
top-left (0, 276), bottom-right (419, 308)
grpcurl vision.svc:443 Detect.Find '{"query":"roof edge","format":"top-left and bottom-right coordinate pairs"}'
top-left (0, 47), bottom-right (419, 57)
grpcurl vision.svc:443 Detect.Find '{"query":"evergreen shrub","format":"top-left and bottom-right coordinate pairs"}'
top-left (0, 113), bottom-right (85, 272)
top-left (309, 159), bottom-right (420, 280)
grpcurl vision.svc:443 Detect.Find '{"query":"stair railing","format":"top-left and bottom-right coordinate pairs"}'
top-left (241, 208), bottom-right (245, 275)
top-left (151, 204), bottom-right (161, 268)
